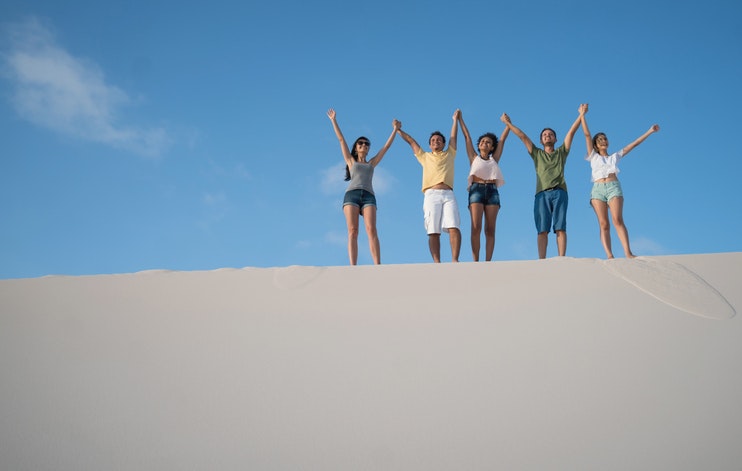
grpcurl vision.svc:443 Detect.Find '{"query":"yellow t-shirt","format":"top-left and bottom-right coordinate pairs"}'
top-left (414, 147), bottom-right (456, 192)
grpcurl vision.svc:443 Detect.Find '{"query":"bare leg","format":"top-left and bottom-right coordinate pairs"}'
top-left (537, 232), bottom-right (548, 259)
top-left (448, 228), bottom-right (461, 262)
top-left (591, 199), bottom-right (613, 258)
top-left (556, 230), bottom-right (567, 257)
top-left (362, 206), bottom-right (381, 264)
top-left (483, 205), bottom-right (499, 261)
top-left (343, 205), bottom-right (360, 265)
top-left (428, 233), bottom-right (441, 263)
top-left (608, 197), bottom-right (634, 258)
top-left (469, 203), bottom-right (484, 261)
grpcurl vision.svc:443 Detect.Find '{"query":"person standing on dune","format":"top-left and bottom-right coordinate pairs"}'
top-left (396, 110), bottom-right (462, 263)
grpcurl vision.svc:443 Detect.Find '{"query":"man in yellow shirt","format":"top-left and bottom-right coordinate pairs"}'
top-left (397, 110), bottom-right (461, 262)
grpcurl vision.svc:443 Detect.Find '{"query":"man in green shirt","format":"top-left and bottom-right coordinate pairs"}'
top-left (502, 104), bottom-right (587, 259)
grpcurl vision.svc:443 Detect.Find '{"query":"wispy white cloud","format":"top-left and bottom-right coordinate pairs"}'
top-left (631, 236), bottom-right (668, 256)
top-left (320, 163), bottom-right (346, 196)
top-left (324, 231), bottom-right (346, 247)
top-left (2, 18), bottom-right (171, 157)
top-left (295, 240), bottom-right (312, 250)
top-left (208, 158), bottom-right (253, 181)
top-left (202, 191), bottom-right (227, 206)
top-left (198, 191), bottom-right (229, 232)
top-left (371, 166), bottom-right (397, 195)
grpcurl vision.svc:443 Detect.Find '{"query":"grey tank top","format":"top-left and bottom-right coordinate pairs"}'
top-left (346, 162), bottom-right (375, 195)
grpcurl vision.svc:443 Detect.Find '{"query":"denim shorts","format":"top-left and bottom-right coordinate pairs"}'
top-left (534, 188), bottom-right (568, 233)
top-left (468, 182), bottom-right (501, 207)
top-left (590, 180), bottom-right (623, 203)
top-left (343, 189), bottom-right (377, 210)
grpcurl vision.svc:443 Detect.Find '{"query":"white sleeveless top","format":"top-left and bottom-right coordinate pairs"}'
top-left (468, 155), bottom-right (505, 189)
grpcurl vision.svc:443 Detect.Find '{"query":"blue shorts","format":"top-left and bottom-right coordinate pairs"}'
top-left (343, 189), bottom-right (377, 210)
top-left (534, 188), bottom-right (568, 233)
top-left (590, 180), bottom-right (623, 203)
top-left (468, 182), bottom-right (501, 207)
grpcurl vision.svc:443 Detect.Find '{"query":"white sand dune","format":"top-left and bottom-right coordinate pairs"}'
top-left (1, 253), bottom-right (741, 470)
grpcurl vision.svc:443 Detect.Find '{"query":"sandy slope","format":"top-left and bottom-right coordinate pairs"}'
top-left (1, 253), bottom-right (740, 470)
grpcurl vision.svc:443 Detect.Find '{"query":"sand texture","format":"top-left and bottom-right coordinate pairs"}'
top-left (1, 253), bottom-right (741, 470)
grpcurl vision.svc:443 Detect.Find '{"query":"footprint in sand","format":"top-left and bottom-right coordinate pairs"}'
top-left (273, 266), bottom-right (325, 290)
top-left (601, 257), bottom-right (736, 320)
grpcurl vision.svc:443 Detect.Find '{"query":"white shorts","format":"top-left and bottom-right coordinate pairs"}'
top-left (423, 188), bottom-right (460, 234)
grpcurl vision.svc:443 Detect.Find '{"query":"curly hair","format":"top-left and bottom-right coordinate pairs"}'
top-left (477, 132), bottom-right (499, 157)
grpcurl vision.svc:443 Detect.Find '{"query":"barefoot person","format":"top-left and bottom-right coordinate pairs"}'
top-left (327, 109), bottom-right (400, 265)
top-left (580, 107), bottom-right (660, 258)
top-left (502, 105), bottom-right (586, 259)
top-left (396, 110), bottom-right (462, 263)
top-left (458, 111), bottom-right (510, 261)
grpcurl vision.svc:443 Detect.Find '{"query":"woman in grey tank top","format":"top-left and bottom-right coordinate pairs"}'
top-left (327, 109), bottom-right (400, 265)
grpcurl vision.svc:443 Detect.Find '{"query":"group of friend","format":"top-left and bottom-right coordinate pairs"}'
top-left (327, 105), bottom-right (660, 265)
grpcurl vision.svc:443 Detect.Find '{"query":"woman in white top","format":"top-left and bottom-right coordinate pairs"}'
top-left (580, 107), bottom-right (660, 258)
top-left (327, 109), bottom-right (400, 265)
top-left (458, 111), bottom-right (510, 261)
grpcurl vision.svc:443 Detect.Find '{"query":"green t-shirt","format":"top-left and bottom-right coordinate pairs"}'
top-left (529, 144), bottom-right (569, 194)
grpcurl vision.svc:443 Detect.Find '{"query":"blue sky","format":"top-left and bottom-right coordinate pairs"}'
top-left (1, 0), bottom-right (740, 278)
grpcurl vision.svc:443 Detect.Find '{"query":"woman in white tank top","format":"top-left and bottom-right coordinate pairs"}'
top-left (457, 111), bottom-right (510, 261)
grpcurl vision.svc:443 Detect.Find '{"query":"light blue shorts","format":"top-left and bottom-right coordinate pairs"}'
top-left (590, 180), bottom-right (623, 203)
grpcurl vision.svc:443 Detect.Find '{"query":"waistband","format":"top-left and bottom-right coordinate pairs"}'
top-left (424, 187), bottom-right (454, 194)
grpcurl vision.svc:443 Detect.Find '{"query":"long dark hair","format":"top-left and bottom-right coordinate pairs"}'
top-left (477, 132), bottom-right (499, 157)
top-left (344, 136), bottom-right (370, 181)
